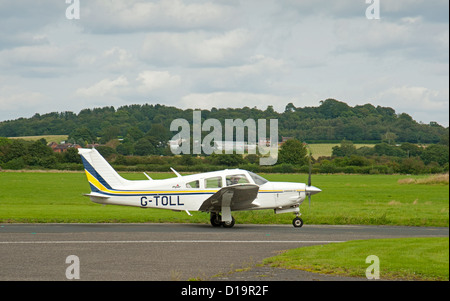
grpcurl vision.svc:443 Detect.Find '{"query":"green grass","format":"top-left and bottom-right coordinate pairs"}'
top-left (0, 172), bottom-right (448, 226)
top-left (235, 173), bottom-right (449, 227)
top-left (263, 237), bottom-right (449, 281)
top-left (1, 171), bottom-right (447, 281)
top-left (0, 171), bottom-right (209, 223)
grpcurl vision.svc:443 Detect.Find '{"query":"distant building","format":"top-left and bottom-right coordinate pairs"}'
top-left (281, 136), bottom-right (293, 143)
top-left (48, 142), bottom-right (81, 153)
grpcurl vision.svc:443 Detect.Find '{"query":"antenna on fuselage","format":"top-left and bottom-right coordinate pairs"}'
top-left (170, 167), bottom-right (182, 178)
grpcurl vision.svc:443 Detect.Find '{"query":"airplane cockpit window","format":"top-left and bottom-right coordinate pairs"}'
top-left (248, 172), bottom-right (268, 185)
top-left (186, 180), bottom-right (199, 188)
top-left (226, 174), bottom-right (249, 186)
top-left (205, 176), bottom-right (222, 188)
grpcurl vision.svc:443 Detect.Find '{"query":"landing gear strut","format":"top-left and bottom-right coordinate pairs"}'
top-left (210, 212), bottom-right (235, 228)
top-left (292, 209), bottom-right (304, 228)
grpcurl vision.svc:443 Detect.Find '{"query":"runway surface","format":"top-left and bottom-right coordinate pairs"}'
top-left (0, 223), bottom-right (448, 281)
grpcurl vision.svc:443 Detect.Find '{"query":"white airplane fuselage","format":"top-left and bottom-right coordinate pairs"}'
top-left (79, 148), bottom-right (321, 227)
top-left (87, 169), bottom-right (307, 211)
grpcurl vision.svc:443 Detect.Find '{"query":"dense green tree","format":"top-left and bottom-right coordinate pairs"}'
top-left (421, 144), bottom-right (449, 166)
top-left (0, 100), bottom-right (447, 146)
top-left (400, 142), bottom-right (423, 157)
top-left (134, 137), bottom-right (157, 156)
top-left (62, 147), bottom-right (82, 164)
top-left (332, 140), bottom-right (357, 157)
top-left (68, 127), bottom-right (97, 145)
top-left (278, 139), bottom-right (308, 165)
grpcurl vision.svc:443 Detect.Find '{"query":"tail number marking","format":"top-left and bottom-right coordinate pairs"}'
top-left (140, 196), bottom-right (184, 207)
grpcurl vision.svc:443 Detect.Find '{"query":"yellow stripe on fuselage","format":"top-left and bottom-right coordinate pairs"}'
top-left (85, 169), bottom-right (218, 195)
top-left (85, 169), bottom-right (305, 196)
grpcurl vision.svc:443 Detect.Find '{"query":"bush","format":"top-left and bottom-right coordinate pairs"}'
top-left (2, 157), bottom-right (26, 170)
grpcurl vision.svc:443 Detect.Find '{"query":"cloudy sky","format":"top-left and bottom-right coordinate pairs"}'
top-left (0, 0), bottom-right (448, 126)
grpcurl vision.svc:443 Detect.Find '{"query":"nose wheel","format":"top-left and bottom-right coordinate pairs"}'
top-left (293, 216), bottom-right (304, 228)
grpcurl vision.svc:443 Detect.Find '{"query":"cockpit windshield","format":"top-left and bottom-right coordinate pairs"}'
top-left (248, 171), bottom-right (268, 185)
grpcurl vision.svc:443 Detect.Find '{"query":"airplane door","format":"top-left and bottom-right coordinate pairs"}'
top-left (258, 182), bottom-right (277, 208)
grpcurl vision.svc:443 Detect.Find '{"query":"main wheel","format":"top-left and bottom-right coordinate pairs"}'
top-left (292, 217), bottom-right (304, 228)
top-left (210, 213), bottom-right (222, 227)
top-left (222, 216), bottom-right (235, 228)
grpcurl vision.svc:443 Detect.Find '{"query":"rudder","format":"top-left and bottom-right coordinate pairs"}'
top-left (78, 148), bottom-right (130, 192)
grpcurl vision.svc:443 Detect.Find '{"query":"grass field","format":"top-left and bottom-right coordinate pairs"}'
top-left (8, 135), bottom-right (68, 143)
top-left (0, 171), bottom-right (448, 281)
top-left (263, 237), bottom-right (449, 281)
top-left (0, 171), bottom-right (448, 226)
top-left (307, 143), bottom-right (374, 158)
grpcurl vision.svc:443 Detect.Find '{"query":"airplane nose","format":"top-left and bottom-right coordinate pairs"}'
top-left (306, 185), bottom-right (321, 195)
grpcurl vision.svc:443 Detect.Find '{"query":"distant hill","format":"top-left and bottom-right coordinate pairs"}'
top-left (0, 99), bottom-right (447, 144)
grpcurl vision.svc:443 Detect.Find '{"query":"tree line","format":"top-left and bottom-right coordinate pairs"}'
top-left (1, 136), bottom-right (448, 175)
top-left (0, 99), bottom-right (447, 146)
top-left (0, 99), bottom-right (448, 174)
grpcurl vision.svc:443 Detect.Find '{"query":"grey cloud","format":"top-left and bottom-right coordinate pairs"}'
top-left (76, 0), bottom-right (237, 34)
top-left (283, 0), bottom-right (448, 22)
top-left (140, 29), bottom-right (257, 67)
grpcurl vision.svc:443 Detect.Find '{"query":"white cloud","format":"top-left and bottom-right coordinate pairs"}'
top-left (0, 44), bottom-right (76, 77)
top-left (76, 76), bottom-right (129, 97)
top-left (80, 0), bottom-right (234, 33)
top-left (0, 0), bottom-right (448, 127)
top-left (98, 47), bottom-right (137, 72)
top-left (0, 85), bottom-right (47, 119)
top-left (185, 55), bottom-right (286, 93)
top-left (379, 85), bottom-right (448, 112)
top-left (136, 70), bottom-right (181, 93)
top-left (140, 29), bottom-right (254, 66)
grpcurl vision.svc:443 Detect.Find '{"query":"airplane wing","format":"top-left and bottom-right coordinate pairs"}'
top-left (198, 183), bottom-right (260, 212)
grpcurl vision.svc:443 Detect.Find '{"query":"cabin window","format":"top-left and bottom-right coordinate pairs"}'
top-left (186, 180), bottom-right (199, 188)
top-left (248, 172), bottom-right (268, 185)
top-left (226, 174), bottom-right (249, 186)
top-left (205, 176), bottom-right (222, 188)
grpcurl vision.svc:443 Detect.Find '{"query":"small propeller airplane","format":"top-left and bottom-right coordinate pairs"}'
top-left (78, 148), bottom-right (321, 228)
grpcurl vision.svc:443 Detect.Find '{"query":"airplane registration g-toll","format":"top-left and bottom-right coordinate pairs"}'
top-left (78, 148), bottom-right (321, 228)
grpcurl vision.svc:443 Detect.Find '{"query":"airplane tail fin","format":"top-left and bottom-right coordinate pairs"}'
top-left (78, 148), bottom-right (130, 193)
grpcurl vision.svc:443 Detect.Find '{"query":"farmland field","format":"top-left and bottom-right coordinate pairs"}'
top-left (307, 143), bottom-right (374, 158)
top-left (8, 135), bottom-right (68, 143)
top-left (0, 171), bottom-right (448, 226)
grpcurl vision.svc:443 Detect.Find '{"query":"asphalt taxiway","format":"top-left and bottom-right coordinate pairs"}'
top-left (0, 223), bottom-right (447, 281)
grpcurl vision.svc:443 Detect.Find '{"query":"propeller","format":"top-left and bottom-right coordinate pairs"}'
top-left (305, 150), bottom-right (321, 207)
top-left (308, 151), bottom-right (312, 207)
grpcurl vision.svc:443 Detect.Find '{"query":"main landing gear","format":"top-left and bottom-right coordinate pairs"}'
top-left (292, 217), bottom-right (304, 228)
top-left (210, 212), bottom-right (235, 228)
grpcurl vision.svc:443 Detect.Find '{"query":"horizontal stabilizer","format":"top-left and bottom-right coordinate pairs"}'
top-left (83, 193), bottom-right (110, 199)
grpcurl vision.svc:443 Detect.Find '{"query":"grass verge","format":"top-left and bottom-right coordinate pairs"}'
top-left (0, 172), bottom-right (448, 226)
top-left (263, 237), bottom-right (449, 281)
